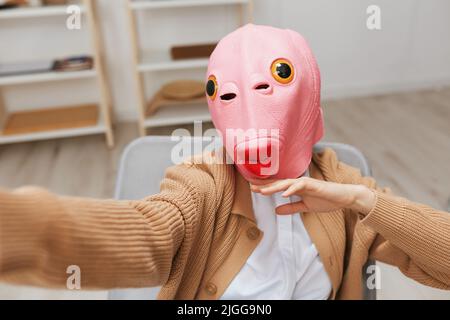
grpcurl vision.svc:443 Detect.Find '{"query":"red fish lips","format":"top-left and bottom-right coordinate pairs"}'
top-left (234, 137), bottom-right (280, 178)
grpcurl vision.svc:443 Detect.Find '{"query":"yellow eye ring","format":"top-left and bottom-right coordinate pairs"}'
top-left (271, 59), bottom-right (295, 84)
top-left (206, 75), bottom-right (218, 100)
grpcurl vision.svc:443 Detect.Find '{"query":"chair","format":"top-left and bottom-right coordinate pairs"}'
top-left (109, 136), bottom-right (376, 300)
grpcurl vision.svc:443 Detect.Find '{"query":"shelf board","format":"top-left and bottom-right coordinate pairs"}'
top-left (144, 102), bottom-right (211, 128)
top-left (0, 69), bottom-right (96, 86)
top-left (138, 51), bottom-right (208, 72)
top-left (0, 104), bottom-right (106, 144)
top-left (131, 0), bottom-right (249, 10)
top-left (0, 5), bottom-right (86, 19)
top-left (0, 124), bottom-right (106, 145)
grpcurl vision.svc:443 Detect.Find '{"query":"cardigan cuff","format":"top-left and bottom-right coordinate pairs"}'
top-left (360, 190), bottom-right (406, 237)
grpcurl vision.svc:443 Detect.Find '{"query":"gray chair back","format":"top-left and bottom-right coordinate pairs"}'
top-left (109, 136), bottom-right (376, 300)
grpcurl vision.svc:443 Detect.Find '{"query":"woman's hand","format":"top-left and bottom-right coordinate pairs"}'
top-left (250, 177), bottom-right (376, 215)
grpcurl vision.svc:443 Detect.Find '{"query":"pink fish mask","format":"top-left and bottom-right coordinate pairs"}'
top-left (206, 24), bottom-right (324, 181)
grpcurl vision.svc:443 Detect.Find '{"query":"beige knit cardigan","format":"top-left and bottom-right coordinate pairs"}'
top-left (0, 148), bottom-right (449, 299)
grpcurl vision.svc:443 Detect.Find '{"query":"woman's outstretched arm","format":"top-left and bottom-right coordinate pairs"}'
top-left (251, 149), bottom-right (450, 289)
top-left (0, 164), bottom-right (211, 290)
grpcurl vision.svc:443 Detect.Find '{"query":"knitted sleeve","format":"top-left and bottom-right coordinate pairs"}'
top-left (362, 191), bottom-right (450, 289)
top-left (0, 163), bottom-right (212, 290)
top-left (316, 148), bottom-right (450, 290)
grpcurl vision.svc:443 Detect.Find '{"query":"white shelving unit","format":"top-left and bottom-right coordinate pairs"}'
top-left (0, 0), bottom-right (114, 147)
top-left (126, 0), bottom-right (253, 136)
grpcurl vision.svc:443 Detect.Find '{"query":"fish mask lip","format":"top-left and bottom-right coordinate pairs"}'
top-left (233, 136), bottom-right (281, 179)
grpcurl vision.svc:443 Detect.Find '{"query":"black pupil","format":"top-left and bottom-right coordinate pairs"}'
top-left (206, 80), bottom-right (216, 96)
top-left (276, 63), bottom-right (291, 79)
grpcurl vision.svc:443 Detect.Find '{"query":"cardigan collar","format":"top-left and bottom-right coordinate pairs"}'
top-left (230, 167), bottom-right (256, 222)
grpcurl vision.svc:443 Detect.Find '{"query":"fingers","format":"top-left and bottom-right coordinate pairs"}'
top-left (250, 179), bottom-right (296, 195)
top-left (276, 201), bottom-right (309, 215)
top-left (251, 177), bottom-right (315, 197)
top-left (281, 179), bottom-right (307, 197)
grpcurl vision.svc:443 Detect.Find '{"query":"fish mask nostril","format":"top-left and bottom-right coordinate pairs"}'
top-left (255, 84), bottom-right (270, 90)
top-left (220, 93), bottom-right (237, 101)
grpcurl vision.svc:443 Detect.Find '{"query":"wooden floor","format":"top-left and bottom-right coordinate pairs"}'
top-left (0, 87), bottom-right (449, 299)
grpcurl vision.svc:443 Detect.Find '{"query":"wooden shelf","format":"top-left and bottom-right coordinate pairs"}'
top-left (0, 5), bottom-right (86, 19)
top-left (2, 104), bottom-right (99, 135)
top-left (131, 0), bottom-right (249, 10)
top-left (0, 123), bottom-right (106, 145)
top-left (0, 0), bottom-right (114, 146)
top-left (0, 104), bottom-right (106, 144)
top-left (144, 102), bottom-right (210, 128)
top-left (138, 50), bottom-right (208, 72)
top-left (0, 69), bottom-right (97, 86)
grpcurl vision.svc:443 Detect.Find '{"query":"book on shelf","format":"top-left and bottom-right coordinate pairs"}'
top-left (0, 56), bottom-right (94, 77)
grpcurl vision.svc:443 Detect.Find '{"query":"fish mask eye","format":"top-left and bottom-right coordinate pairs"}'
top-left (206, 75), bottom-right (218, 100)
top-left (271, 59), bottom-right (294, 84)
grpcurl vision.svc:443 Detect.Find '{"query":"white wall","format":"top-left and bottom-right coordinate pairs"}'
top-left (277, 0), bottom-right (450, 99)
top-left (1, 0), bottom-right (450, 121)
